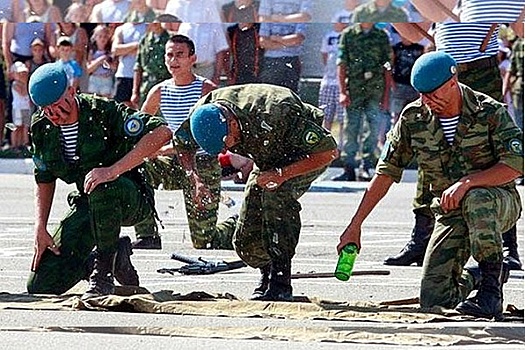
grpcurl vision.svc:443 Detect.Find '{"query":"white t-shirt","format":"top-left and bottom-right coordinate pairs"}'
top-left (320, 30), bottom-right (341, 87)
top-left (165, 0), bottom-right (229, 65)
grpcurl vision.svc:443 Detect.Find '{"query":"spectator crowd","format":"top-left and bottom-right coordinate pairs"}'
top-left (0, 0), bottom-right (523, 172)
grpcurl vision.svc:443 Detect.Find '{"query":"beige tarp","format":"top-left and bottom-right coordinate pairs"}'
top-left (1, 289), bottom-right (523, 346)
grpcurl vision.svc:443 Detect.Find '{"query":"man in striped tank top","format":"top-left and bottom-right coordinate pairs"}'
top-left (132, 35), bottom-right (238, 251)
top-left (390, 0), bottom-right (524, 271)
top-left (338, 51), bottom-right (523, 319)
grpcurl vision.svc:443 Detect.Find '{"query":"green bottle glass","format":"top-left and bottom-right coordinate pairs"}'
top-left (334, 243), bottom-right (359, 281)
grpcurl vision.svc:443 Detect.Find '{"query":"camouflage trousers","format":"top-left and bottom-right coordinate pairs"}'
top-left (233, 166), bottom-right (327, 268)
top-left (340, 94), bottom-right (381, 169)
top-left (27, 176), bottom-right (153, 294)
top-left (420, 186), bottom-right (522, 309)
top-left (135, 154), bottom-right (236, 249)
top-left (413, 64), bottom-right (503, 211)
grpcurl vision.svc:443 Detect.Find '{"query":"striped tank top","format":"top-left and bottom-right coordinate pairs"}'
top-left (160, 76), bottom-right (206, 155)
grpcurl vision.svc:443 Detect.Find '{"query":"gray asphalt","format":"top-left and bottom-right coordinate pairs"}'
top-left (0, 171), bottom-right (523, 349)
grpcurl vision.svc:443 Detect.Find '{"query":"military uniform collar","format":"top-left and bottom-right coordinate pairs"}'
top-left (459, 83), bottom-right (485, 117)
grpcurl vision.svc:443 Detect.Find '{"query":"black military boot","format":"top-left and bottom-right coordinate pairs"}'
top-left (82, 250), bottom-right (116, 300)
top-left (384, 210), bottom-right (434, 266)
top-left (455, 261), bottom-right (504, 320)
top-left (250, 264), bottom-right (271, 299)
top-left (464, 261), bottom-right (509, 288)
top-left (251, 259), bottom-right (293, 302)
top-left (84, 237), bottom-right (140, 286)
top-left (502, 226), bottom-right (522, 271)
top-left (114, 236), bottom-right (140, 286)
top-left (332, 165), bottom-right (356, 181)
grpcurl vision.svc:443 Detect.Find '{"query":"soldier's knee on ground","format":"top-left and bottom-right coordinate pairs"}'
top-left (27, 268), bottom-right (82, 295)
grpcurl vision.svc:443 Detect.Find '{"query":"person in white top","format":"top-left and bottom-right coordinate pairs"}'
top-left (89, 0), bottom-right (131, 23)
top-left (165, 0), bottom-right (230, 84)
top-left (9, 61), bottom-right (31, 150)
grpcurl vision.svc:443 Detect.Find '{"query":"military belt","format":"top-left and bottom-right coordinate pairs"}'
top-left (457, 55), bottom-right (498, 73)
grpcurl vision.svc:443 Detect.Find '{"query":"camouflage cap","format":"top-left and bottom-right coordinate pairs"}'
top-left (190, 104), bottom-right (228, 155)
top-left (411, 51), bottom-right (457, 93)
top-left (29, 63), bottom-right (68, 107)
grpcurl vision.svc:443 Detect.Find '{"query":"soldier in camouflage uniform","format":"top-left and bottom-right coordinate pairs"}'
top-left (333, 22), bottom-right (392, 181)
top-left (338, 52), bottom-right (523, 319)
top-left (388, 19), bottom-right (522, 270)
top-left (131, 22), bottom-right (171, 109)
top-left (174, 84), bottom-right (339, 301)
top-left (27, 63), bottom-right (172, 298)
top-left (352, 0), bottom-right (409, 23)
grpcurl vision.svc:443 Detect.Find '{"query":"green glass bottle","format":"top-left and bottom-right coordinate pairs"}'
top-left (334, 243), bottom-right (359, 281)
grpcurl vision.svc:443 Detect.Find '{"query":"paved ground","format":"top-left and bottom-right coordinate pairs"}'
top-left (0, 171), bottom-right (523, 349)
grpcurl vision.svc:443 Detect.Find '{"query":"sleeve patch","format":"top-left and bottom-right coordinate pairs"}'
top-left (303, 129), bottom-right (321, 146)
top-left (508, 138), bottom-right (523, 155)
top-left (124, 115), bottom-right (144, 137)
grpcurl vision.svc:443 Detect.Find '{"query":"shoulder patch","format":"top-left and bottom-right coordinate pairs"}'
top-left (303, 129), bottom-right (321, 146)
top-left (508, 138), bottom-right (523, 155)
top-left (124, 115), bottom-right (144, 137)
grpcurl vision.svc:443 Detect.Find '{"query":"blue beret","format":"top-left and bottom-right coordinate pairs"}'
top-left (190, 104), bottom-right (228, 155)
top-left (411, 51), bottom-right (457, 93)
top-left (29, 62), bottom-right (68, 107)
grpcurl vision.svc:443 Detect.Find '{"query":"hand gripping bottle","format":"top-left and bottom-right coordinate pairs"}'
top-left (334, 244), bottom-right (359, 281)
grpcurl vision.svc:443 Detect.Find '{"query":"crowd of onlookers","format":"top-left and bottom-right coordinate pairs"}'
top-left (0, 0), bottom-right (523, 165)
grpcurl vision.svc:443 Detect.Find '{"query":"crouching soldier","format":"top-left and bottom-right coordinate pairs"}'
top-left (27, 63), bottom-right (172, 299)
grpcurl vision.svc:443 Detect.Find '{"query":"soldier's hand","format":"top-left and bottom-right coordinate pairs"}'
top-left (440, 180), bottom-right (469, 212)
top-left (193, 180), bottom-right (215, 210)
top-left (31, 230), bottom-right (60, 272)
top-left (337, 223), bottom-right (362, 254)
top-left (84, 167), bottom-right (119, 194)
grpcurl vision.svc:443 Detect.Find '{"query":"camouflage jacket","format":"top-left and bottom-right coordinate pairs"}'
top-left (134, 30), bottom-right (171, 94)
top-left (174, 84), bottom-right (337, 171)
top-left (337, 24), bottom-right (391, 97)
top-left (352, 2), bottom-right (408, 22)
top-left (510, 38), bottom-right (524, 94)
top-left (31, 94), bottom-right (167, 192)
top-left (377, 83), bottom-right (523, 196)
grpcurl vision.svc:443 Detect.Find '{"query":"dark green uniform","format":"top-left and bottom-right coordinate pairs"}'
top-left (27, 94), bottom-right (166, 294)
top-left (174, 84), bottom-right (337, 268)
top-left (338, 24), bottom-right (392, 169)
top-left (379, 84), bottom-right (523, 308)
top-left (134, 30), bottom-right (171, 107)
top-left (352, 1), bottom-right (409, 22)
top-left (137, 152), bottom-right (236, 249)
